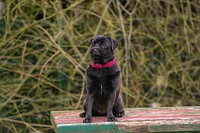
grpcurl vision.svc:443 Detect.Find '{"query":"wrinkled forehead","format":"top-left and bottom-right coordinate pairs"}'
top-left (92, 35), bottom-right (110, 44)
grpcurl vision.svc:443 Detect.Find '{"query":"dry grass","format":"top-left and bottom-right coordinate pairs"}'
top-left (0, 0), bottom-right (199, 132)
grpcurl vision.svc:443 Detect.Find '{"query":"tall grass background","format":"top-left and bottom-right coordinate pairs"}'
top-left (0, 0), bottom-right (199, 132)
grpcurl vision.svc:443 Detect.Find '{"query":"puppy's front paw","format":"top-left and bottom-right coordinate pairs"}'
top-left (107, 116), bottom-right (117, 122)
top-left (83, 118), bottom-right (92, 123)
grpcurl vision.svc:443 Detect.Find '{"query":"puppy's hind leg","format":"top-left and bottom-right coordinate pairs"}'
top-left (79, 112), bottom-right (86, 118)
top-left (79, 100), bottom-right (86, 118)
top-left (113, 96), bottom-right (125, 117)
top-left (114, 110), bottom-right (125, 117)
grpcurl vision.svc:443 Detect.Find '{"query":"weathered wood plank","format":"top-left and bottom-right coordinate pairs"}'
top-left (51, 106), bottom-right (200, 133)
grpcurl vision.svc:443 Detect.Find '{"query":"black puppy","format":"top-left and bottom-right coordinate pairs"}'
top-left (80, 35), bottom-right (124, 123)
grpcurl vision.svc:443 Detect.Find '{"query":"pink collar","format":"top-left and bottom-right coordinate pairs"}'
top-left (91, 58), bottom-right (116, 69)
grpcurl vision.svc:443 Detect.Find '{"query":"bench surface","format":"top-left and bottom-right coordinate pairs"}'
top-left (51, 106), bottom-right (200, 133)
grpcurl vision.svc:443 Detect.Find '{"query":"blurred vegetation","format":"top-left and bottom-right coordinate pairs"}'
top-left (0, 0), bottom-right (199, 132)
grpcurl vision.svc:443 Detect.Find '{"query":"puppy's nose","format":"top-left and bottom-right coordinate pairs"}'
top-left (93, 49), bottom-right (98, 52)
top-left (93, 49), bottom-right (101, 56)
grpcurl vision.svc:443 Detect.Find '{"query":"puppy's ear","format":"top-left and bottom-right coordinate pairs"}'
top-left (88, 39), bottom-right (93, 46)
top-left (111, 39), bottom-right (118, 50)
top-left (108, 37), bottom-right (118, 51)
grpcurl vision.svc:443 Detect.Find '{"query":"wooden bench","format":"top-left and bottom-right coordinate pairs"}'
top-left (51, 106), bottom-right (200, 133)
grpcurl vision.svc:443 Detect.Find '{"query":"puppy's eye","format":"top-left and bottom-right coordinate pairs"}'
top-left (101, 44), bottom-right (107, 48)
top-left (90, 43), bottom-right (95, 47)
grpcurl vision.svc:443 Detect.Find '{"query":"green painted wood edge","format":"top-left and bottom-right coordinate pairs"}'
top-left (149, 124), bottom-right (200, 132)
top-left (56, 123), bottom-right (125, 133)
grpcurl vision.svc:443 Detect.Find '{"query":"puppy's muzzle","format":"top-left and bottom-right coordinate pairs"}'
top-left (92, 49), bottom-right (101, 56)
top-left (91, 49), bottom-right (102, 63)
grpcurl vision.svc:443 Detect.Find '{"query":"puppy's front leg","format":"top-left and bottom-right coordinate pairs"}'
top-left (83, 92), bottom-right (93, 123)
top-left (107, 92), bottom-right (117, 122)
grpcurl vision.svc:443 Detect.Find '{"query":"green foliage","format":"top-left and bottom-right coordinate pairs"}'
top-left (0, 0), bottom-right (199, 132)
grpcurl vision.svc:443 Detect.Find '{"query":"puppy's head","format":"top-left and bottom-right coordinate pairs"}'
top-left (89, 35), bottom-right (118, 64)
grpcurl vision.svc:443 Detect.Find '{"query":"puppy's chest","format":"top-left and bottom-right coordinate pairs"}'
top-left (95, 83), bottom-right (109, 100)
top-left (95, 82), bottom-right (112, 98)
top-left (98, 83), bottom-right (107, 95)
top-left (100, 84), bottom-right (103, 95)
